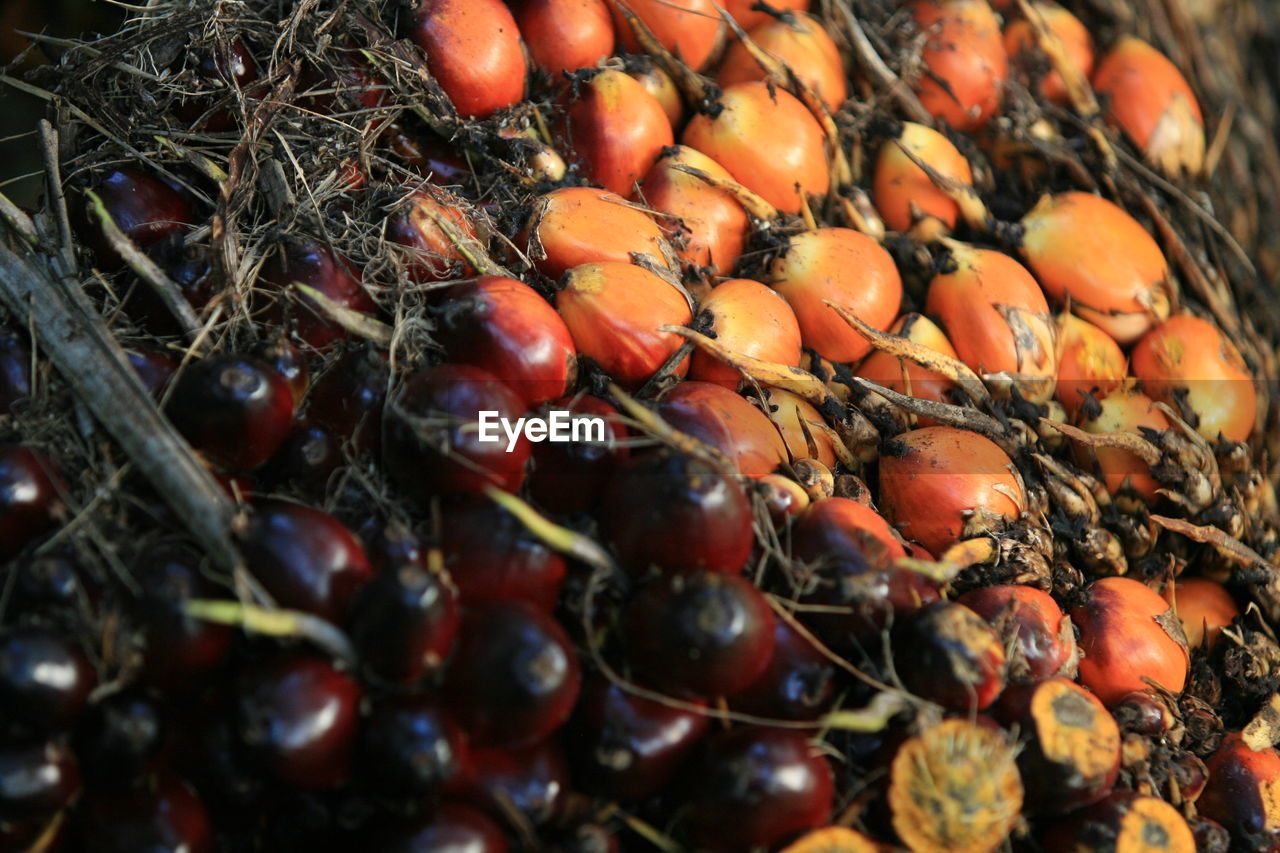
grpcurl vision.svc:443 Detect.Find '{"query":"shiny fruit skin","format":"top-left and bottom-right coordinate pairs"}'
top-left (443, 600), bottom-right (581, 748)
top-left (80, 168), bottom-right (194, 267)
top-left (562, 69), bottom-right (674, 195)
top-left (1003, 2), bottom-right (1094, 104)
top-left (0, 445), bottom-right (64, 561)
top-left (656, 381), bottom-right (788, 478)
top-left (1019, 192), bottom-right (1171, 344)
top-left (134, 548), bottom-right (233, 684)
top-left (556, 261), bottom-right (691, 388)
top-left (1130, 314), bottom-right (1256, 443)
top-left (409, 0), bottom-right (527, 118)
top-left (721, 0), bottom-right (808, 31)
top-left (0, 625), bottom-right (95, 734)
top-left (375, 803), bottom-right (509, 853)
top-left (358, 697), bottom-right (471, 797)
top-left (235, 655), bottom-right (362, 790)
top-left (610, 0), bottom-right (724, 72)
top-left (637, 146), bottom-right (750, 276)
top-left (348, 561), bottom-right (460, 683)
top-left (517, 0), bottom-right (615, 81)
top-left (527, 395), bottom-right (630, 515)
top-left (622, 571), bottom-right (775, 698)
top-left (682, 82), bottom-right (829, 214)
top-left (690, 279), bottom-right (803, 387)
top-left (957, 584), bottom-right (1078, 682)
top-left (600, 450), bottom-right (755, 574)
top-left (682, 728), bottom-right (834, 853)
top-left (434, 276), bottom-right (577, 408)
top-left (855, 313), bottom-right (959, 420)
top-left (878, 426), bottom-right (1024, 557)
top-left (305, 346), bottom-right (388, 456)
top-left (528, 187), bottom-right (671, 279)
top-left (872, 122), bottom-right (973, 233)
top-left (1092, 36), bottom-right (1204, 175)
top-left (75, 772), bottom-right (212, 853)
top-left (626, 58), bottom-right (685, 128)
top-left (260, 239), bottom-right (377, 351)
top-left (770, 228), bottom-right (903, 363)
top-left (387, 188), bottom-right (477, 283)
top-left (571, 676), bottom-right (710, 801)
top-left (1162, 577), bottom-right (1238, 649)
top-left (260, 421), bottom-right (342, 497)
top-left (382, 364), bottom-right (532, 498)
top-left (166, 353), bottom-right (295, 471)
top-left (252, 338), bottom-right (309, 410)
top-left (1199, 733), bottom-right (1280, 845)
top-left (717, 13), bottom-right (847, 112)
top-left (1070, 576), bottom-right (1189, 707)
top-left (0, 740), bottom-right (80, 822)
top-left (731, 620), bottom-right (837, 721)
top-left (910, 0), bottom-right (1008, 131)
top-left (893, 601), bottom-right (1007, 710)
top-left (461, 739), bottom-right (570, 827)
top-left (238, 498), bottom-right (373, 623)
top-left (925, 243), bottom-right (1057, 403)
top-left (760, 388), bottom-right (839, 467)
top-left (439, 500), bottom-right (568, 609)
top-left (1074, 385), bottom-right (1169, 501)
top-left (1055, 313), bottom-right (1127, 418)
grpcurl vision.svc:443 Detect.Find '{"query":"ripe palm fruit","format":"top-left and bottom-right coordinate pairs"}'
top-left (610, 0), bottom-right (724, 72)
top-left (1003, 1), bottom-right (1094, 105)
top-left (855, 313), bottom-right (960, 426)
top-left (560, 68), bottom-right (674, 195)
top-left (1074, 384), bottom-right (1170, 501)
top-left (872, 122), bottom-right (974, 237)
top-left (1055, 313), bottom-right (1127, 419)
top-left (409, 0), bottom-right (527, 118)
top-left (689, 278), bottom-right (803, 387)
top-left (716, 13), bottom-right (847, 113)
top-left (909, 0), bottom-right (1008, 131)
top-left (638, 146), bottom-right (751, 276)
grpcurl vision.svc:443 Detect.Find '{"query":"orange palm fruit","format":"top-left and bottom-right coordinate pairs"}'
top-left (1161, 577), bottom-right (1238, 649)
top-left (561, 68), bottom-right (674, 195)
top-left (717, 13), bottom-right (847, 112)
top-left (721, 0), bottom-right (809, 32)
top-left (1018, 192), bottom-right (1171, 344)
top-left (626, 57), bottom-right (685, 128)
top-left (682, 82), bottom-right (830, 214)
top-left (855, 313), bottom-right (958, 423)
top-left (689, 279), bottom-right (802, 386)
top-left (610, 0), bottom-right (724, 72)
top-left (1055, 313), bottom-right (1127, 419)
top-left (516, 0), bottom-right (616, 81)
top-left (1092, 36), bottom-right (1204, 176)
top-left (770, 228), bottom-right (902, 363)
top-left (525, 187), bottom-right (671, 279)
top-left (657, 381), bottom-right (788, 478)
top-left (409, 0), bottom-right (527, 118)
top-left (910, 0), bottom-right (1008, 131)
top-left (638, 146), bottom-right (750, 276)
top-left (872, 122), bottom-right (974, 236)
top-left (1002, 2), bottom-right (1094, 105)
top-left (925, 243), bottom-right (1058, 403)
top-left (1130, 314), bottom-right (1256, 443)
top-left (760, 388), bottom-right (838, 468)
top-left (1074, 384), bottom-right (1169, 501)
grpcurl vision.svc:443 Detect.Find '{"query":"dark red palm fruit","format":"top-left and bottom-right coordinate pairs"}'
top-left (252, 338), bottom-right (309, 410)
top-left (560, 68), bottom-right (674, 195)
top-left (382, 364), bottom-right (531, 500)
top-left (997, 678), bottom-right (1120, 816)
top-left (260, 422), bottom-right (342, 498)
top-left (358, 696), bottom-right (471, 797)
top-left (305, 345), bottom-right (388, 456)
top-left (166, 353), bottom-right (295, 471)
top-left (409, 0), bottom-right (527, 119)
top-left (75, 772), bottom-right (212, 853)
top-left (177, 39), bottom-right (260, 130)
top-left (570, 675), bottom-right (710, 801)
top-left (1199, 733), bottom-right (1280, 847)
top-left (7, 551), bottom-right (84, 616)
top-left (0, 327), bottom-right (31, 412)
top-left (124, 346), bottom-right (178, 400)
top-left (0, 445), bottom-right (64, 561)
top-left (892, 602), bottom-right (1007, 711)
top-left (78, 168), bottom-right (194, 268)
top-left (1070, 576), bottom-right (1189, 707)
top-left (234, 654), bottom-right (362, 790)
top-left (792, 497), bottom-right (940, 652)
top-left (73, 689), bottom-right (166, 788)
top-left (133, 547), bottom-right (234, 685)
top-left (1110, 690), bottom-right (1177, 736)
top-left (433, 276), bottom-right (577, 408)
top-left (177, 707), bottom-right (267, 810)
top-left (0, 740), bottom-right (80, 822)
top-left (599, 451), bottom-right (754, 575)
top-left (347, 561), bottom-right (460, 684)
top-left (622, 571), bottom-right (775, 699)
top-left (442, 601), bottom-right (581, 748)
top-left (457, 739), bottom-right (570, 828)
top-left (527, 395), bottom-right (629, 516)
top-left (439, 501), bottom-right (567, 610)
top-left (655, 382), bottom-right (788, 479)
top-left (374, 803), bottom-right (509, 853)
top-left (730, 620), bottom-right (837, 722)
top-left (681, 728), bottom-right (834, 853)
top-left (386, 189), bottom-right (477, 284)
top-left (517, 0), bottom-right (615, 82)
top-left (1041, 791), bottom-right (1196, 853)
top-left (0, 625), bottom-right (95, 735)
top-left (356, 518), bottom-right (425, 573)
top-left (296, 49), bottom-right (387, 114)
top-left (123, 236), bottom-right (217, 337)
top-left (237, 498), bottom-right (373, 624)
top-left (957, 584), bottom-right (1079, 683)
top-left (259, 239), bottom-right (378, 351)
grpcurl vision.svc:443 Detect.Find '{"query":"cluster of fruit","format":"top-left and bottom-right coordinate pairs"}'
top-left (0, 0), bottom-right (1277, 851)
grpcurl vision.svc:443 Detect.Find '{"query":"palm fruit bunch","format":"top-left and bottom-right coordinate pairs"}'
top-left (0, 0), bottom-right (1279, 850)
